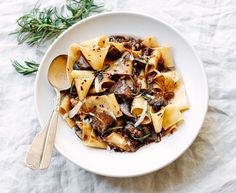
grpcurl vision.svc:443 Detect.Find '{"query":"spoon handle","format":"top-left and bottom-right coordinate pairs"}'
top-left (25, 92), bottom-right (60, 169)
top-left (39, 109), bottom-right (58, 169)
top-left (25, 113), bottom-right (52, 169)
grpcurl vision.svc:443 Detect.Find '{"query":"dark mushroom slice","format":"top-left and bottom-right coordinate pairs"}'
top-left (146, 92), bottom-right (166, 111)
top-left (108, 35), bottom-right (142, 51)
top-left (109, 35), bottom-right (128, 43)
top-left (142, 47), bottom-right (153, 57)
top-left (132, 58), bottom-right (147, 76)
top-left (146, 72), bottom-right (158, 84)
top-left (132, 66), bottom-right (141, 77)
top-left (130, 37), bottom-right (143, 50)
top-left (146, 83), bottom-right (162, 95)
top-left (73, 54), bottom-right (92, 70)
top-left (107, 45), bottom-right (122, 60)
top-left (117, 36), bottom-right (141, 50)
top-left (164, 91), bottom-right (175, 100)
top-left (90, 111), bottom-right (115, 133)
top-left (133, 58), bottom-right (147, 68)
top-left (110, 77), bottom-right (139, 99)
top-left (145, 91), bottom-right (175, 111)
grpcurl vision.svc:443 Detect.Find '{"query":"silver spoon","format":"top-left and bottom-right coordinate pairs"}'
top-left (25, 55), bottom-right (70, 169)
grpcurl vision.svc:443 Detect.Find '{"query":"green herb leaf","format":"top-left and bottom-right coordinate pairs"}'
top-left (141, 92), bottom-right (149, 100)
top-left (101, 126), bottom-right (123, 136)
top-left (11, 60), bottom-right (39, 75)
top-left (11, 0), bottom-right (104, 46)
top-left (130, 131), bottom-right (151, 142)
top-left (70, 78), bottom-right (75, 94)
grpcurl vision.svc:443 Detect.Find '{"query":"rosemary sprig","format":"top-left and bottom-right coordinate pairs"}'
top-left (11, 0), bottom-right (104, 75)
top-left (11, 0), bottom-right (104, 46)
top-left (11, 60), bottom-right (40, 75)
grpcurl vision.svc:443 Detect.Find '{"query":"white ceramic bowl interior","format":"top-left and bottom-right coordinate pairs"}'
top-left (35, 12), bottom-right (208, 177)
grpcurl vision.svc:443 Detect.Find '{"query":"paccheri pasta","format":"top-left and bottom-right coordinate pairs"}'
top-left (59, 35), bottom-right (189, 152)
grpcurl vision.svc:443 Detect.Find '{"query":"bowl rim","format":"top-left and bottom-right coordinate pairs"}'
top-left (34, 11), bottom-right (209, 177)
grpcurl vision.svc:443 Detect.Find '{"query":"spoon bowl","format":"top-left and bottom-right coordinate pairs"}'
top-left (48, 54), bottom-right (70, 91)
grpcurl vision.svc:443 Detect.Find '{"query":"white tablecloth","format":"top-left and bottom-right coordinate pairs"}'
top-left (1, 0), bottom-right (236, 192)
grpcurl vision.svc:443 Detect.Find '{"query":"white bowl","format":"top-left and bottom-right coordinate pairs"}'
top-left (35, 12), bottom-right (208, 177)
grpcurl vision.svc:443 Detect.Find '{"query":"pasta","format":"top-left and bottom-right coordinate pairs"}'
top-left (141, 36), bottom-right (159, 48)
top-left (145, 49), bottom-right (161, 75)
top-left (74, 77), bottom-right (94, 101)
top-left (66, 44), bottom-right (82, 84)
top-left (59, 95), bottom-right (76, 128)
top-left (80, 46), bottom-right (109, 70)
top-left (89, 74), bottom-right (114, 94)
top-left (131, 96), bottom-right (146, 116)
top-left (137, 70), bottom-right (147, 90)
top-left (109, 42), bottom-right (126, 52)
top-left (80, 35), bottom-right (108, 48)
top-left (71, 70), bottom-right (94, 79)
top-left (162, 104), bottom-right (183, 130)
top-left (157, 46), bottom-right (174, 67)
top-left (76, 121), bottom-right (107, 148)
top-left (169, 79), bottom-right (189, 111)
top-left (105, 132), bottom-right (133, 151)
top-left (59, 35), bottom-right (189, 152)
top-left (150, 107), bottom-right (164, 133)
top-left (104, 52), bottom-right (133, 75)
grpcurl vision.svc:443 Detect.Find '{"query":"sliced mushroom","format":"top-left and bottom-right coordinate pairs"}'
top-left (110, 77), bottom-right (138, 99)
top-left (73, 55), bottom-right (92, 70)
top-left (107, 45), bottom-right (122, 60)
top-left (90, 111), bottom-right (115, 133)
top-left (147, 92), bottom-right (166, 111)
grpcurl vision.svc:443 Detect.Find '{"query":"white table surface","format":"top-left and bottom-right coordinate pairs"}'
top-left (1, 0), bottom-right (236, 192)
